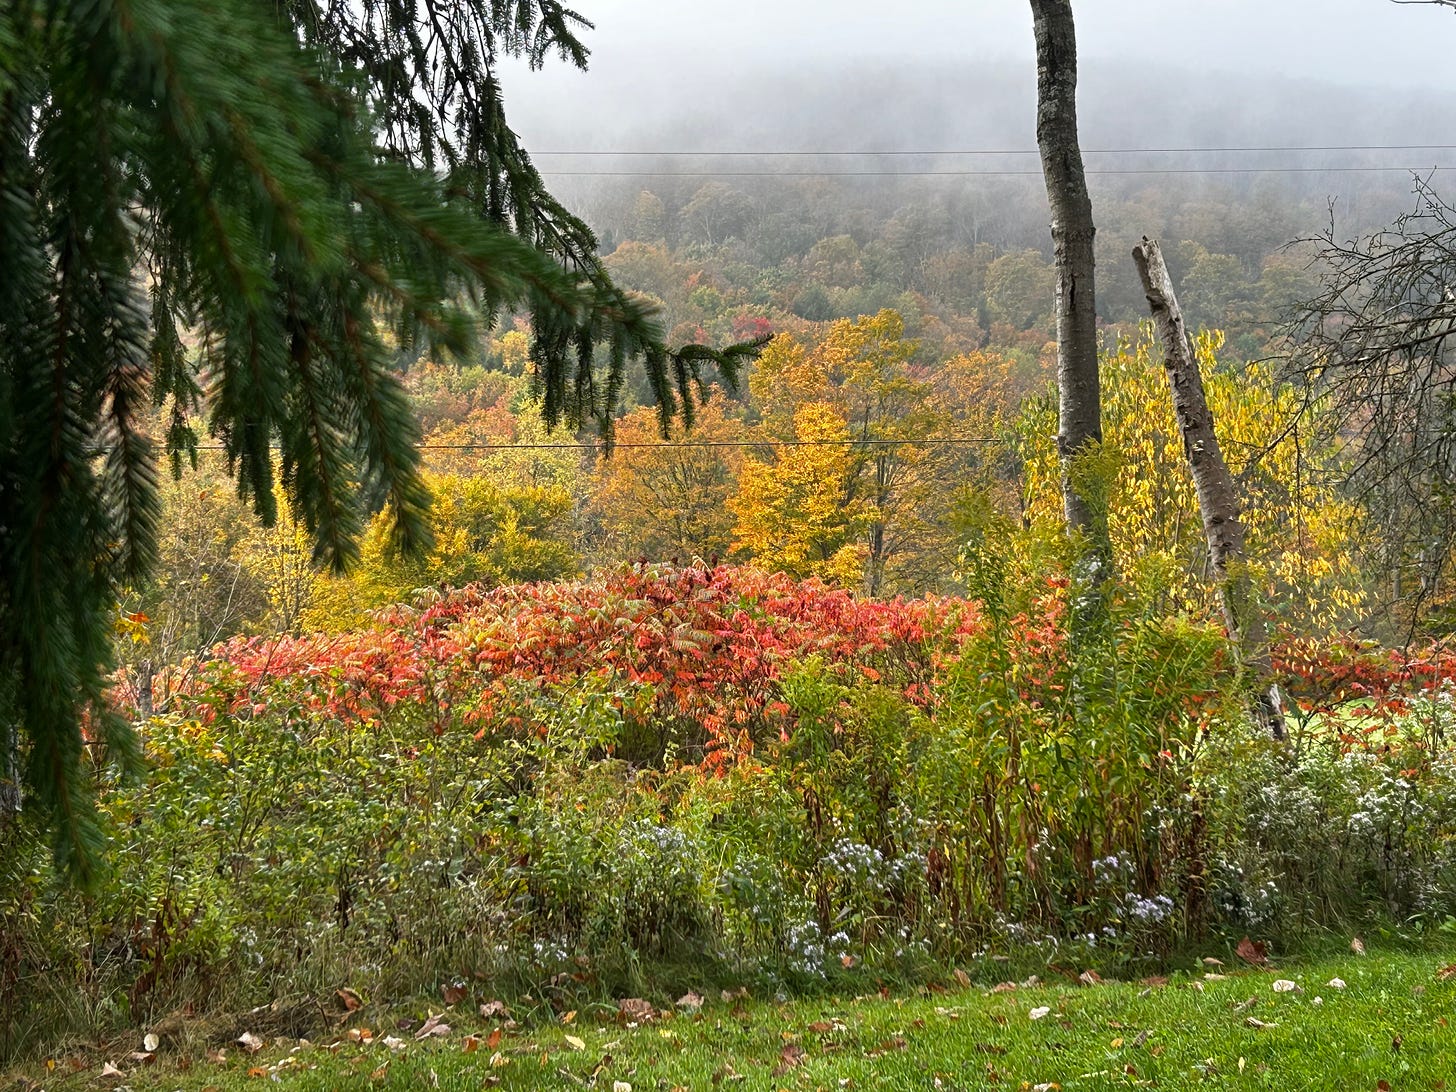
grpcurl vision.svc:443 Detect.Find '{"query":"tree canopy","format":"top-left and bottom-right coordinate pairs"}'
top-left (0, 0), bottom-right (760, 876)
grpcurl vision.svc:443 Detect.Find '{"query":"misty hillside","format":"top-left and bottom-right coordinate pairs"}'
top-left (500, 59), bottom-right (1449, 327)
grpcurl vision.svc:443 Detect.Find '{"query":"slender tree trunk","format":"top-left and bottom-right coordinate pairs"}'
top-left (0, 719), bottom-right (19, 817)
top-left (1030, 0), bottom-right (1111, 588)
top-left (1132, 237), bottom-right (1288, 741)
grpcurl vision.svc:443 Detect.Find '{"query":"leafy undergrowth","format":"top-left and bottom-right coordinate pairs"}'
top-left (13, 948), bottom-right (1456, 1091)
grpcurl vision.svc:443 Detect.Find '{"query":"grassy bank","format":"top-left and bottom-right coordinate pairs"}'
top-left (12, 946), bottom-right (1455, 1091)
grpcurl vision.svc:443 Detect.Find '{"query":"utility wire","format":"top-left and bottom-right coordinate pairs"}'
top-left (190, 437), bottom-right (1003, 453)
top-left (533, 144), bottom-right (1456, 156)
top-left (538, 165), bottom-right (1456, 178)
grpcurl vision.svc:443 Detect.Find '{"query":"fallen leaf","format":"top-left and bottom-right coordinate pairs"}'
top-left (237, 1031), bottom-right (264, 1054)
top-left (414, 1014), bottom-right (452, 1040)
top-left (676, 991), bottom-right (704, 1012)
top-left (1236, 937), bottom-right (1269, 966)
top-left (1436, 964), bottom-right (1456, 982)
top-left (1078, 969), bottom-right (1102, 986)
top-left (612, 1083), bottom-right (632, 1092)
top-left (461, 1035), bottom-right (481, 1054)
top-left (564, 1035), bottom-right (587, 1051)
top-left (381, 1036), bottom-right (406, 1052)
top-left (1271, 979), bottom-right (1300, 993)
top-left (561, 1009), bottom-right (577, 1024)
top-left (953, 968), bottom-right (971, 989)
top-left (337, 988), bottom-right (363, 1012)
top-left (1328, 977), bottom-right (1347, 990)
top-left (1202, 957), bottom-right (1224, 967)
top-left (1244, 1017), bottom-right (1276, 1029)
top-left (1029, 1006), bottom-right (1051, 1020)
top-left (618, 998), bottom-right (654, 1022)
top-left (248, 1066), bottom-right (269, 1079)
top-left (479, 1000), bottom-right (510, 1019)
top-left (442, 984), bottom-right (468, 1006)
top-left (100, 1061), bottom-right (125, 1079)
top-left (485, 1027), bottom-right (502, 1050)
top-left (1351, 936), bottom-right (1366, 956)
top-left (1377, 1081), bottom-right (1391, 1092)
top-left (773, 1044), bottom-right (807, 1076)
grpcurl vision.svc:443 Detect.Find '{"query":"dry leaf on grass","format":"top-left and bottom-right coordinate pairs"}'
top-left (1236, 936), bottom-right (1269, 966)
top-left (772, 1043), bottom-right (807, 1076)
top-left (414, 1014), bottom-right (451, 1040)
top-left (618, 998), bottom-right (654, 1021)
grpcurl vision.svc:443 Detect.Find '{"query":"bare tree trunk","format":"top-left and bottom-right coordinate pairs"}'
top-left (0, 719), bottom-right (19, 817)
top-left (1031, 0), bottom-right (1111, 592)
top-left (1132, 237), bottom-right (1287, 741)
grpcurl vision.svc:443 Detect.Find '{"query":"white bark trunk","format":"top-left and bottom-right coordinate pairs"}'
top-left (1132, 237), bottom-right (1287, 740)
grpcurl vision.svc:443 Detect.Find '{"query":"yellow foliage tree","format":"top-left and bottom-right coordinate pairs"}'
top-left (1020, 326), bottom-right (1364, 632)
top-left (586, 392), bottom-right (747, 563)
top-left (730, 402), bottom-right (866, 585)
top-left (745, 310), bottom-right (963, 594)
top-left (305, 474), bottom-right (579, 631)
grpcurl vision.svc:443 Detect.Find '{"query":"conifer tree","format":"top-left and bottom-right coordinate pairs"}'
top-left (0, 0), bottom-right (761, 878)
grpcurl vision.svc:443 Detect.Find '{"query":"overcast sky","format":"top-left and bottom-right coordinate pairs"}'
top-left (499, 1), bottom-right (1456, 147)
top-left (535, 0), bottom-right (1454, 74)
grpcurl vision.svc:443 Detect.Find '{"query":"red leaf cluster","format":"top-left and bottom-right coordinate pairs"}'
top-left (190, 565), bottom-right (983, 768)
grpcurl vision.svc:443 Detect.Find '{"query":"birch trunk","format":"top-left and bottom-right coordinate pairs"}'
top-left (1131, 236), bottom-right (1288, 741)
top-left (1030, 0), bottom-right (1111, 588)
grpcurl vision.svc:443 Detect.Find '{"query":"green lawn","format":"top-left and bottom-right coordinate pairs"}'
top-left (16, 949), bottom-right (1456, 1090)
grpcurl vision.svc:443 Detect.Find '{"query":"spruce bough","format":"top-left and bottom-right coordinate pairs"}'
top-left (0, 0), bottom-right (761, 879)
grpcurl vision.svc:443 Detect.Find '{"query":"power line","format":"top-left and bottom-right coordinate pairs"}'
top-left (190, 437), bottom-right (1002, 454)
top-left (538, 165), bottom-right (1455, 178)
top-left (420, 437), bottom-right (1001, 450)
top-left (533, 144), bottom-right (1456, 156)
